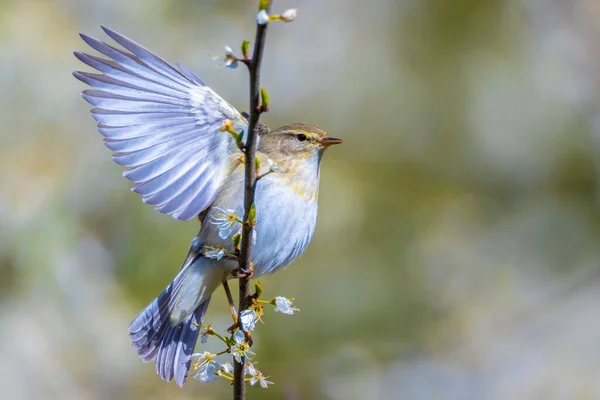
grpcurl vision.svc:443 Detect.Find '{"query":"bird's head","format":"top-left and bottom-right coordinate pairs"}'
top-left (258, 123), bottom-right (342, 163)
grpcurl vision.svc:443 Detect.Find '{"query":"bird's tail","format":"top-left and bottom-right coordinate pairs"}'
top-left (129, 254), bottom-right (223, 387)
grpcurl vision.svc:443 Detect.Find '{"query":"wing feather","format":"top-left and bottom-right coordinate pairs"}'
top-left (82, 91), bottom-right (186, 113)
top-left (83, 88), bottom-right (187, 107)
top-left (74, 71), bottom-right (189, 100)
top-left (74, 28), bottom-right (246, 220)
top-left (103, 128), bottom-right (204, 153)
top-left (123, 145), bottom-right (201, 183)
top-left (97, 121), bottom-right (199, 139)
top-left (74, 53), bottom-right (191, 98)
top-left (79, 33), bottom-right (191, 92)
top-left (175, 180), bottom-right (218, 221)
top-left (137, 171), bottom-right (195, 203)
top-left (91, 110), bottom-right (196, 128)
top-left (101, 26), bottom-right (193, 88)
top-left (152, 165), bottom-right (213, 210)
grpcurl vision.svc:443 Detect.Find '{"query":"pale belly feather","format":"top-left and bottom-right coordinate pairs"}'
top-left (198, 164), bottom-right (319, 277)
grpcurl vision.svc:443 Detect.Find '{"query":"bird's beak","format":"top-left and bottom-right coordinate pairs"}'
top-left (318, 137), bottom-right (343, 147)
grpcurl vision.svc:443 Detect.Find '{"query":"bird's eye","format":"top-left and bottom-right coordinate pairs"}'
top-left (296, 134), bottom-right (307, 142)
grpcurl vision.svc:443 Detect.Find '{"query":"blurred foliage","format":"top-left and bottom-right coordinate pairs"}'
top-left (1, 0), bottom-right (600, 399)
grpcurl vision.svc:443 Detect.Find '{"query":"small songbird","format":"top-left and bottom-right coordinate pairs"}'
top-left (73, 27), bottom-right (342, 386)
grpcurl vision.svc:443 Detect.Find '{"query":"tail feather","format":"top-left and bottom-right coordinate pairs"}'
top-left (156, 324), bottom-right (178, 380)
top-left (129, 263), bottom-right (190, 351)
top-left (139, 340), bottom-right (160, 362)
top-left (172, 308), bottom-right (201, 385)
top-left (158, 299), bottom-right (210, 386)
top-left (129, 253), bottom-right (221, 386)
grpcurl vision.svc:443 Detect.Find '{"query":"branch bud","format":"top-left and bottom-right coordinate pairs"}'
top-left (241, 40), bottom-right (250, 60)
top-left (280, 9), bottom-right (297, 22)
top-left (248, 203), bottom-right (257, 225)
top-left (259, 0), bottom-right (270, 11)
top-left (254, 156), bottom-right (261, 174)
top-left (232, 232), bottom-right (242, 249)
top-left (254, 281), bottom-right (263, 297)
top-left (260, 87), bottom-right (270, 112)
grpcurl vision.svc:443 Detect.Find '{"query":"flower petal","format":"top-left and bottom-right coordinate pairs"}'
top-left (240, 309), bottom-right (257, 332)
top-left (221, 362), bottom-right (233, 374)
top-left (233, 330), bottom-right (245, 345)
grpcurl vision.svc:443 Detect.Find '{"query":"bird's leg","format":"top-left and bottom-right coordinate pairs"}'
top-left (223, 281), bottom-right (238, 325)
top-left (226, 265), bottom-right (255, 339)
top-left (227, 264), bottom-right (255, 338)
top-left (227, 322), bottom-right (239, 334)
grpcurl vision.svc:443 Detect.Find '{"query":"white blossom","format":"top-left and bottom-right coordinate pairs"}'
top-left (210, 206), bottom-right (244, 239)
top-left (248, 365), bottom-right (273, 388)
top-left (223, 46), bottom-right (238, 69)
top-left (240, 309), bottom-right (258, 332)
top-left (245, 362), bottom-right (257, 377)
top-left (212, 46), bottom-right (238, 69)
top-left (196, 362), bottom-right (218, 383)
top-left (231, 330), bottom-right (254, 363)
top-left (192, 352), bottom-right (220, 383)
top-left (204, 246), bottom-right (225, 260)
top-left (221, 362), bottom-right (234, 374)
top-left (273, 297), bottom-right (299, 315)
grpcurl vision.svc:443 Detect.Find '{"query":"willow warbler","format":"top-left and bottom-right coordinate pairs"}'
top-left (74, 27), bottom-right (341, 386)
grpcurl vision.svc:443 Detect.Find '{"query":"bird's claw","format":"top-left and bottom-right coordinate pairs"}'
top-left (231, 262), bottom-right (254, 279)
top-left (227, 321), bottom-right (239, 334)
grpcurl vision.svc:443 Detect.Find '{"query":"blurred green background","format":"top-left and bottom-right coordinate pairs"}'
top-left (2, 0), bottom-right (600, 398)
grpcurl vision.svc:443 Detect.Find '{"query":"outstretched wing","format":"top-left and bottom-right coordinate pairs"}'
top-left (74, 26), bottom-right (247, 220)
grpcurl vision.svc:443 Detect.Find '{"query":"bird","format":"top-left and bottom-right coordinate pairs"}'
top-left (73, 27), bottom-right (342, 387)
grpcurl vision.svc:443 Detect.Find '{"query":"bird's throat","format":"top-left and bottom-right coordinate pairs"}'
top-left (273, 152), bottom-right (321, 201)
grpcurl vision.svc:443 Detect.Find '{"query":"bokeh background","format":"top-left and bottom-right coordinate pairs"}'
top-left (2, 0), bottom-right (600, 398)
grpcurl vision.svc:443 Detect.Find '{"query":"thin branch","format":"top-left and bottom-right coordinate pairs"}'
top-left (233, 2), bottom-right (273, 399)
